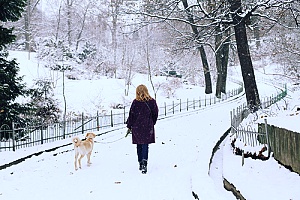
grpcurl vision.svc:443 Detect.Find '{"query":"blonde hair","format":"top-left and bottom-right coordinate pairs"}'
top-left (135, 84), bottom-right (152, 101)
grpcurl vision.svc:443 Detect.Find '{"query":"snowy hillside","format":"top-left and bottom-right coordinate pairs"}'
top-left (9, 50), bottom-right (241, 115)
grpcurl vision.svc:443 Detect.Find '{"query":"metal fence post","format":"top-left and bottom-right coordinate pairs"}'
top-left (123, 107), bottom-right (126, 124)
top-left (232, 109), bottom-right (236, 134)
top-left (230, 111), bottom-right (233, 131)
top-left (111, 110), bottom-right (113, 127)
top-left (242, 150), bottom-right (245, 166)
top-left (12, 122), bottom-right (16, 151)
top-left (180, 99), bottom-right (182, 112)
top-left (187, 98), bottom-right (189, 111)
top-left (82, 112), bottom-right (84, 134)
top-left (41, 125), bottom-right (44, 145)
top-left (173, 101), bottom-right (174, 114)
top-left (199, 97), bottom-right (201, 108)
top-left (193, 99), bottom-right (195, 109)
top-left (63, 117), bottom-right (66, 139)
top-left (97, 111), bottom-right (100, 131)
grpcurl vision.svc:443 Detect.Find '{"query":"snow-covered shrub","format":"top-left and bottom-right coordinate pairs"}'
top-left (28, 79), bottom-right (61, 125)
top-left (161, 78), bottom-right (182, 98)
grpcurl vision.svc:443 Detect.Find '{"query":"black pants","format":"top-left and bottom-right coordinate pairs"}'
top-left (137, 144), bottom-right (149, 162)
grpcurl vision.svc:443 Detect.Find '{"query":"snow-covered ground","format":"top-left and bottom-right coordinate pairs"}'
top-left (220, 84), bottom-right (300, 200)
top-left (0, 102), bottom-right (238, 200)
top-left (0, 51), bottom-right (299, 200)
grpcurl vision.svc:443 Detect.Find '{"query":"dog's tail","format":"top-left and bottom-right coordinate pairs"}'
top-left (72, 137), bottom-right (81, 147)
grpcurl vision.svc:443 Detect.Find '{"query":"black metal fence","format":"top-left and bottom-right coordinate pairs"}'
top-left (230, 84), bottom-right (287, 157)
top-left (0, 84), bottom-right (243, 151)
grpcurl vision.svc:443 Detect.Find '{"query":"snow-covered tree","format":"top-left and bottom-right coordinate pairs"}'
top-left (0, 0), bottom-right (31, 134)
top-left (125, 0), bottom-right (300, 111)
top-left (28, 79), bottom-right (61, 126)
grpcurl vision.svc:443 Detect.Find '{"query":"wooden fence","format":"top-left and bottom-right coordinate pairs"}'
top-left (259, 124), bottom-right (300, 174)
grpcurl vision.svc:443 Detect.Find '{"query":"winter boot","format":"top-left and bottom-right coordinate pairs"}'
top-left (139, 161), bottom-right (143, 171)
top-left (141, 159), bottom-right (147, 174)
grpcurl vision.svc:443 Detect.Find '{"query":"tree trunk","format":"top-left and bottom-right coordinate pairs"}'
top-left (221, 25), bottom-right (230, 94)
top-left (252, 16), bottom-right (261, 48)
top-left (215, 25), bottom-right (223, 98)
top-left (75, 3), bottom-right (89, 50)
top-left (198, 45), bottom-right (212, 94)
top-left (215, 24), bottom-right (230, 98)
top-left (229, 0), bottom-right (261, 111)
top-left (111, 0), bottom-right (121, 78)
top-left (62, 70), bottom-right (66, 139)
top-left (67, 0), bottom-right (72, 47)
top-left (24, 0), bottom-right (32, 53)
top-left (55, 4), bottom-right (62, 42)
top-left (181, 0), bottom-right (212, 94)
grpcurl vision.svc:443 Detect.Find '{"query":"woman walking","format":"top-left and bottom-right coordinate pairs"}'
top-left (126, 84), bottom-right (158, 174)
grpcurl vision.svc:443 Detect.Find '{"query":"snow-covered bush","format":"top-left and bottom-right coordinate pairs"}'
top-left (161, 78), bottom-right (182, 98)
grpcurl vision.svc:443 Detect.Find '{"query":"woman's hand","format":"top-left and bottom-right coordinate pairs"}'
top-left (125, 128), bottom-right (132, 137)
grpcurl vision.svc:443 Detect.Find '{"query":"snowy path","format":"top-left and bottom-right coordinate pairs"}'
top-left (0, 95), bottom-right (244, 200)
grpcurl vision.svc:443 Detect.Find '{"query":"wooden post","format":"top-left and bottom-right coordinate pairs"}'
top-left (264, 118), bottom-right (271, 158)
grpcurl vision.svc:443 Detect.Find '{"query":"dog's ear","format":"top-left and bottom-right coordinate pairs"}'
top-left (86, 132), bottom-right (95, 138)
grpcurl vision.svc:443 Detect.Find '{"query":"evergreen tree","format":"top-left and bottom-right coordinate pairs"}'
top-left (29, 79), bottom-right (61, 126)
top-left (0, 0), bottom-right (29, 134)
top-left (0, 0), bottom-right (27, 50)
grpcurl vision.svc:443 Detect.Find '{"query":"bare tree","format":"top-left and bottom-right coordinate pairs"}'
top-left (24, 0), bottom-right (41, 52)
top-left (215, 23), bottom-right (231, 98)
top-left (10, 0), bottom-right (300, 111)
top-left (181, 0), bottom-right (213, 94)
top-left (109, 0), bottom-right (123, 78)
top-left (125, 0), bottom-right (300, 111)
top-left (268, 28), bottom-right (300, 82)
top-left (228, 0), bottom-right (261, 110)
top-left (75, 2), bottom-right (91, 50)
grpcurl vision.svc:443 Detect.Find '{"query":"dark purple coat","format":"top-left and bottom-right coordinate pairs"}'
top-left (126, 99), bottom-right (158, 144)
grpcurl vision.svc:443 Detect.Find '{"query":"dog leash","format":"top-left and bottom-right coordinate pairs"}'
top-left (94, 136), bottom-right (125, 144)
